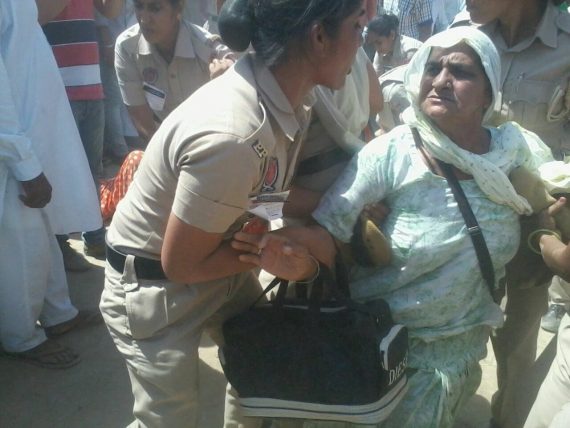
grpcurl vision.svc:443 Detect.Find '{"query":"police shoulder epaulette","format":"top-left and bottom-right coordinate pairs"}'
top-left (247, 102), bottom-right (275, 160)
top-left (557, 10), bottom-right (570, 34)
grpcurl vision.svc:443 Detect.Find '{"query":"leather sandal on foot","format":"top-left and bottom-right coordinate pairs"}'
top-left (44, 309), bottom-right (103, 338)
top-left (3, 339), bottom-right (80, 369)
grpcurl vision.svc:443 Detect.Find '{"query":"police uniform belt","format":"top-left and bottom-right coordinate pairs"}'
top-left (106, 244), bottom-right (167, 280)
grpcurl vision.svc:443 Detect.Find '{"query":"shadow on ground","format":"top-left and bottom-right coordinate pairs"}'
top-left (0, 237), bottom-right (559, 427)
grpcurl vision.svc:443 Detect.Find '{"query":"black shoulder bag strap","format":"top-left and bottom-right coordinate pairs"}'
top-left (411, 127), bottom-right (496, 298)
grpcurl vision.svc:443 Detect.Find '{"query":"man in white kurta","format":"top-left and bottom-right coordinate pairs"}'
top-left (0, 0), bottom-right (102, 365)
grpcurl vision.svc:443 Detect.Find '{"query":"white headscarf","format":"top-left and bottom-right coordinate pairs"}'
top-left (402, 26), bottom-right (535, 215)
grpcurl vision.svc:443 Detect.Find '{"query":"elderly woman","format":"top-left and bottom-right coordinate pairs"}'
top-left (234, 26), bottom-right (553, 427)
top-left (115, 0), bottom-right (235, 144)
top-left (99, 0), bottom-right (368, 427)
top-left (366, 14), bottom-right (422, 77)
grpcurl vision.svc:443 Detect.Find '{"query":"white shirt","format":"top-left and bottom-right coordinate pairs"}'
top-left (0, 0), bottom-right (101, 233)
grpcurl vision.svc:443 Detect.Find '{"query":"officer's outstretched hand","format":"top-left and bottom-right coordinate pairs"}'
top-left (232, 231), bottom-right (318, 282)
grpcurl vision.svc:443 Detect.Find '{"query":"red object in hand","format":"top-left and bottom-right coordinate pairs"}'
top-left (242, 217), bottom-right (269, 234)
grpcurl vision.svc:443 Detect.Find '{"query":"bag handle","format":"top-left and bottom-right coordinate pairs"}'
top-left (411, 127), bottom-right (496, 298)
top-left (249, 255), bottom-right (392, 323)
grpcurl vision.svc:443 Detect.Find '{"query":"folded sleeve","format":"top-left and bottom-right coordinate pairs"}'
top-left (172, 133), bottom-right (262, 233)
top-left (0, 49), bottom-right (42, 181)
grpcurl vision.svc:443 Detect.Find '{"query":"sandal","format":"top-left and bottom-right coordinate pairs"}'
top-left (44, 309), bottom-right (103, 338)
top-left (3, 339), bottom-right (80, 369)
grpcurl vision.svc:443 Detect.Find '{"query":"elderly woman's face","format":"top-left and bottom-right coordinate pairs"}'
top-left (419, 44), bottom-right (491, 129)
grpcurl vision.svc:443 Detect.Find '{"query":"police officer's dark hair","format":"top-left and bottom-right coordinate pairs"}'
top-left (367, 14), bottom-right (399, 38)
top-left (219, 0), bottom-right (362, 66)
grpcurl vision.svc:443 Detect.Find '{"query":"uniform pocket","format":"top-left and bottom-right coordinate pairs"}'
top-left (501, 78), bottom-right (558, 129)
top-left (125, 283), bottom-right (168, 340)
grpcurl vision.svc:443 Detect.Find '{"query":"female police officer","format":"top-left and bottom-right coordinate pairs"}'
top-left (99, 0), bottom-right (368, 427)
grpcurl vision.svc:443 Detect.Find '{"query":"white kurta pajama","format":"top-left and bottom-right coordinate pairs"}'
top-left (0, 0), bottom-right (102, 352)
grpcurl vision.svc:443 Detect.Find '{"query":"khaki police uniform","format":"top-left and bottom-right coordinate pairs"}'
top-left (480, 3), bottom-right (570, 427)
top-left (525, 313), bottom-right (570, 428)
top-left (101, 53), bottom-right (313, 428)
top-left (377, 64), bottom-right (409, 132)
top-left (115, 19), bottom-right (233, 122)
top-left (372, 34), bottom-right (422, 77)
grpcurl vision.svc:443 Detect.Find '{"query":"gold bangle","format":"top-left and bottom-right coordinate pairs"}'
top-left (296, 255), bottom-right (320, 284)
top-left (527, 229), bottom-right (561, 255)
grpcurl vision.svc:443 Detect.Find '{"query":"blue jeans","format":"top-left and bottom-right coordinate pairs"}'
top-left (100, 61), bottom-right (129, 158)
top-left (70, 99), bottom-right (104, 183)
top-left (70, 99), bottom-right (105, 244)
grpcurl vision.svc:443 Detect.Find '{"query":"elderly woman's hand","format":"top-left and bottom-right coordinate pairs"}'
top-left (362, 201), bottom-right (390, 227)
top-left (232, 231), bottom-right (319, 282)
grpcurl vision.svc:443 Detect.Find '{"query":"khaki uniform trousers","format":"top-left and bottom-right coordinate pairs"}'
top-left (100, 255), bottom-right (263, 428)
top-left (490, 214), bottom-right (552, 428)
top-left (525, 314), bottom-right (570, 428)
top-left (491, 281), bottom-right (549, 428)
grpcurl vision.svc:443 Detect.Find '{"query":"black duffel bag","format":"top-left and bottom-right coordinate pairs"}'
top-left (219, 262), bottom-right (408, 424)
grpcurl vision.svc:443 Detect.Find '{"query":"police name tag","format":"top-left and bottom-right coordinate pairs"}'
top-left (248, 191), bottom-right (289, 221)
top-left (143, 82), bottom-right (166, 112)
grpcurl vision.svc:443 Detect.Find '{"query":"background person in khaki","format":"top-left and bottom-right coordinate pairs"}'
top-left (115, 0), bottom-right (235, 144)
top-left (99, 0), bottom-right (369, 427)
top-left (366, 13), bottom-right (422, 77)
top-left (467, 0), bottom-right (570, 427)
top-left (525, 197), bottom-right (570, 427)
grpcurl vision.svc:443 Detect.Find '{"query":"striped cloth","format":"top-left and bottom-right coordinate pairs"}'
top-left (43, 0), bottom-right (103, 101)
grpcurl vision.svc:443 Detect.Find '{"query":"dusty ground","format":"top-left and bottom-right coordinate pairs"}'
top-left (0, 236), bottom-right (557, 428)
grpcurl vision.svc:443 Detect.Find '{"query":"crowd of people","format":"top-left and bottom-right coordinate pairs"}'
top-left (1, 0), bottom-right (570, 427)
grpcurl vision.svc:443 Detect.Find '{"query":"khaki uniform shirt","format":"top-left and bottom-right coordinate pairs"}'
top-left (373, 35), bottom-right (422, 77)
top-left (107, 54), bottom-right (313, 258)
top-left (115, 20), bottom-right (232, 121)
top-left (377, 64), bottom-right (409, 131)
top-left (481, 2), bottom-right (570, 159)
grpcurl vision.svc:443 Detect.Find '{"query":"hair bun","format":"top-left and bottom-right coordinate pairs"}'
top-left (218, 0), bottom-right (254, 52)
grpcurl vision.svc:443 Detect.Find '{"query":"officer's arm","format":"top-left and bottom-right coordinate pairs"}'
top-left (161, 213), bottom-right (258, 284)
top-left (127, 105), bottom-right (158, 145)
top-left (540, 235), bottom-right (570, 282)
top-left (539, 197), bottom-right (570, 281)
